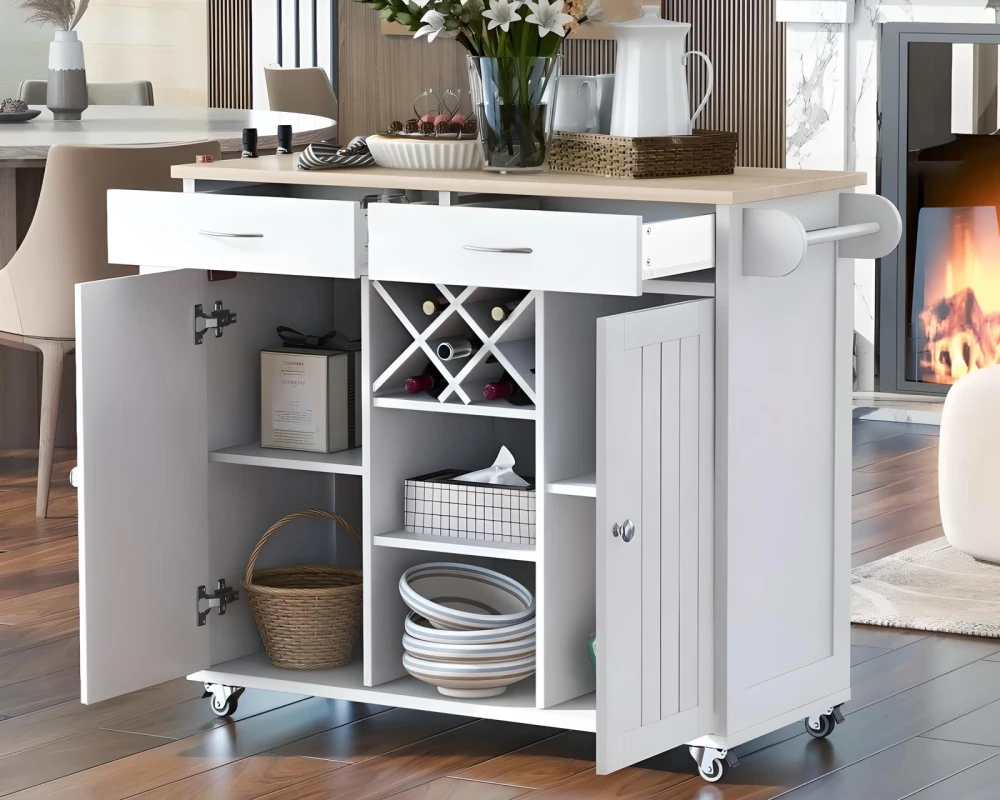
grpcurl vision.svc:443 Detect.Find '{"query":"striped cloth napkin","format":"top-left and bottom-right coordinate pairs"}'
top-left (297, 136), bottom-right (375, 170)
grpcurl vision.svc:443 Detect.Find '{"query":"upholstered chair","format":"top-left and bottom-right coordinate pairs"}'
top-left (264, 66), bottom-right (338, 128)
top-left (0, 141), bottom-right (220, 517)
top-left (18, 80), bottom-right (155, 106)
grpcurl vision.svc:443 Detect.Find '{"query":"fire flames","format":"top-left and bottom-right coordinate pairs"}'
top-left (915, 207), bottom-right (1000, 384)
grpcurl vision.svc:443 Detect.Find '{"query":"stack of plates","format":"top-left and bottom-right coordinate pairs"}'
top-left (399, 563), bottom-right (536, 698)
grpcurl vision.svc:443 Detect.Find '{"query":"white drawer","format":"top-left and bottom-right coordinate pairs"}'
top-left (108, 190), bottom-right (366, 279)
top-left (368, 204), bottom-right (714, 296)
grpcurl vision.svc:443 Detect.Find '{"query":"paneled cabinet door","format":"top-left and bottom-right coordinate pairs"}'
top-left (596, 299), bottom-right (714, 774)
top-left (77, 270), bottom-right (210, 704)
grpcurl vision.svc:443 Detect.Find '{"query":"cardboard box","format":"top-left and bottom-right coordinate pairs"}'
top-left (261, 348), bottom-right (360, 453)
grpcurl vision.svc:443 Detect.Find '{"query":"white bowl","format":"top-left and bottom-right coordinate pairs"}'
top-left (404, 612), bottom-right (535, 645)
top-left (367, 135), bottom-right (482, 171)
top-left (399, 563), bottom-right (535, 631)
top-left (402, 651), bottom-right (536, 697)
top-left (403, 631), bottom-right (535, 663)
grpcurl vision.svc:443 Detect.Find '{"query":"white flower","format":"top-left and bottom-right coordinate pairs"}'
top-left (410, 0), bottom-right (433, 9)
top-left (414, 9), bottom-right (457, 41)
top-left (482, 0), bottom-right (521, 31)
top-left (582, 0), bottom-right (602, 21)
top-left (524, 0), bottom-right (573, 37)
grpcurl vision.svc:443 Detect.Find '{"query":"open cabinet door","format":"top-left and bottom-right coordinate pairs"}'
top-left (77, 270), bottom-right (210, 704)
top-left (596, 299), bottom-right (714, 774)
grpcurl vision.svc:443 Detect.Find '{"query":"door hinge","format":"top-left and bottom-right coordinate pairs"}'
top-left (197, 579), bottom-right (239, 626)
top-left (195, 301), bottom-right (238, 345)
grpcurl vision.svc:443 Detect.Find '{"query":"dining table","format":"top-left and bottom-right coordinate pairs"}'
top-left (0, 105), bottom-right (338, 267)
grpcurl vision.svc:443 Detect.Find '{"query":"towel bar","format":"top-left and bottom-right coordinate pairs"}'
top-left (743, 193), bottom-right (901, 278)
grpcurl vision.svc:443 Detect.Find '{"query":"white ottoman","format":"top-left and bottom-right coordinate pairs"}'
top-left (940, 365), bottom-right (1000, 564)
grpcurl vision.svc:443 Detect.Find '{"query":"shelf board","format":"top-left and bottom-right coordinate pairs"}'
top-left (547, 472), bottom-right (597, 498)
top-left (190, 653), bottom-right (595, 732)
top-left (208, 442), bottom-right (363, 475)
top-left (374, 393), bottom-right (536, 420)
top-left (643, 268), bottom-right (715, 297)
top-left (375, 529), bottom-right (537, 561)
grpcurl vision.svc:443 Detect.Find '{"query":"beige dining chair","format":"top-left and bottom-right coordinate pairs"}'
top-left (264, 66), bottom-right (338, 123)
top-left (17, 80), bottom-right (155, 106)
top-left (0, 140), bottom-right (221, 518)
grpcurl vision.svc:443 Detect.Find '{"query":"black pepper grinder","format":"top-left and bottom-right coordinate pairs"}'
top-left (242, 127), bottom-right (258, 158)
top-left (277, 124), bottom-right (293, 155)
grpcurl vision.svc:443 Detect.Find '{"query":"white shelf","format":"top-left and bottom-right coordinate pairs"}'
top-left (189, 653), bottom-right (595, 732)
top-left (374, 394), bottom-right (536, 420)
top-left (208, 442), bottom-right (364, 475)
top-left (643, 268), bottom-right (715, 297)
top-left (547, 472), bottom-right (597, 498)
top-left (374, 529), bottom-right (537, 561)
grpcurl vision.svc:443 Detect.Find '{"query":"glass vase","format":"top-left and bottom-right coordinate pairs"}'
top-left (467, 55), bottom-right (562, 173)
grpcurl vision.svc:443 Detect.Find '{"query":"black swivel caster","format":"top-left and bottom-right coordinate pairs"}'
top-left (202, 683), bottom-right (245, 718)
top-left (805, 705), bottom-right (845, 739)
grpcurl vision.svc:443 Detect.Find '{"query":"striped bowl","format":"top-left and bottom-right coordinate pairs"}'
top-left (404, 612), bottom-right (535, 645)
top-left (402, 651), bottom-right (536, 697)
top-left (403, 631), bottom-right (535, 663)
top-left (399, 563), bottom-right (535, 631)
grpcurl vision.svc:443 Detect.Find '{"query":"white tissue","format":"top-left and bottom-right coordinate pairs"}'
top-left (457, 446), bottom-right (529, 487)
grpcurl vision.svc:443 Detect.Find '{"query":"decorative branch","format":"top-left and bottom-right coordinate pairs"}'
top-left (8, 0), bottom-right (89, 30)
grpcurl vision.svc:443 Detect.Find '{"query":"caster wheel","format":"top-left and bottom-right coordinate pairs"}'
top-left (699, 758), bottom-right (726, 783)
top-left (209, 692), bottom-right (239, 717)
top-left (806, 713), bottom-right (836, 739)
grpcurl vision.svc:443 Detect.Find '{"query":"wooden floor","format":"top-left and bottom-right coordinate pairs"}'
top-left (2, 421), bottom-right (999, 798)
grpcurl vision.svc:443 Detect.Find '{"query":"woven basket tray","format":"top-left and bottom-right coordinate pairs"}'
top-left (548, 129), bottom-right (738, 180)
top-left (244, 509), bottom-right (363, 670)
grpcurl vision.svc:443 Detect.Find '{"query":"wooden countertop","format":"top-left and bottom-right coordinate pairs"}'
top-left (171, 155), bottom-right (866, 205)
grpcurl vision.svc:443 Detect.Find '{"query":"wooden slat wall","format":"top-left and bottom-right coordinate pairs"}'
top-left (664, 0), bottom-right (785, 167)
top-left (209, 0), bottom-right (253, 109)
top-left (563, 39), bottom-right (616, 76)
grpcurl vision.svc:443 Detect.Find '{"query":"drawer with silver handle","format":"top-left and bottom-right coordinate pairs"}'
top-left (367, 202), bottom-right (714, 296)
top-left (107, 190), bottom-right (367, 278)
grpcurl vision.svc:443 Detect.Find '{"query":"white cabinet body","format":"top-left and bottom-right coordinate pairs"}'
top-left (80, 169), bottom-right (867, 775)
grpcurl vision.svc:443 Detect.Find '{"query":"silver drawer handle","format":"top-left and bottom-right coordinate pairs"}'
top-left (461, 245), bottom-right (533, 255)
top-left (198, 230), bottom-right (264, 239)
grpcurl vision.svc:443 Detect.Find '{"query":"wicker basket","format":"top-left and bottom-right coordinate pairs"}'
top-left (243, 509), bottom-right (363, 670)
top-left (548, 129), bottom-right (738, 179)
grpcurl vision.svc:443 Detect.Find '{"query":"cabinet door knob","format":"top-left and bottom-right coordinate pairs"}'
top-left (613, 519), bottom-right (636, 543)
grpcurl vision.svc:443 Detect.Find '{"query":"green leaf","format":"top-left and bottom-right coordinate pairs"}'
top-left (380, 7), bottom-right (396, 20)
top-left (444, 15), bottom-right (461, 29)
top-left (396, 11), bottom-right (413, 24)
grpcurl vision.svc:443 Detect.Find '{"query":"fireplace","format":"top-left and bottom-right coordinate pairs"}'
top-left (879, 24), bottom-right (1000, 395)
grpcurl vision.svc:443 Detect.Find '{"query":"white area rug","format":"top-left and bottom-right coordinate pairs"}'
top-left (851, 537), bottom-right (1000, 638)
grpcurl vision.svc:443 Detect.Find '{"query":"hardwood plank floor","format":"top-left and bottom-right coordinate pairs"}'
top-left (2, 422), bottom-right (997, 800)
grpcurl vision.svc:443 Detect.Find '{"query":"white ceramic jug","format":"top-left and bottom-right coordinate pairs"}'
top-left (609, 6), bottom-right (713, 138)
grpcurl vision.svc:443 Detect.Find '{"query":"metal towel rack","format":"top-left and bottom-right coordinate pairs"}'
top-left (742, 193), bottom-right (902, 278)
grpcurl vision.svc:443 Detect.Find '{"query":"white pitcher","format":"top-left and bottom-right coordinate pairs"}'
top-left (609, 6), bottom-right (713, 138)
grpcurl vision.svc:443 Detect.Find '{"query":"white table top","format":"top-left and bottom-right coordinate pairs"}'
top-left (0, 106), bottom-right (337, 162)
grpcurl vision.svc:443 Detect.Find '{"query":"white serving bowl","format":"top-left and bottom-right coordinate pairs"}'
top-left (367, 135), bottom-right (482, 171)
top-left (403, 631), bottom-right (535, 663)
top-left (404, 612), bottom-right (535, 645)
top-left (402, 651), bottom-right (536, 697)
top-left (399, 563), bottom-right (535, 631)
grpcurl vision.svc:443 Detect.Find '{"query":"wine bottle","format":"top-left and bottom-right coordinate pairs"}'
top-left (490, 296), bottom-right (525, 322)
top-left (404, 363), bottom-right (445, 398)
top-left (422, 296), bottom-right (448, 316)
top-left (435, 337), bottom-right (474, 362)
top-left (484, 373), bottom-right (532, 406)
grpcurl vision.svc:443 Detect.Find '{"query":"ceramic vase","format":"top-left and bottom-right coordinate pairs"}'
top-left (47, 30), bottom-right (88, 121)
top-left (467, 55), bottom-right (562, 173)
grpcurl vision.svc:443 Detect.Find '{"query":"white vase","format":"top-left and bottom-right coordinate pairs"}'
top-left (47, 30), bottom-right (88, 121)
top-left (940, 365), bottom-right (1000, 564)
